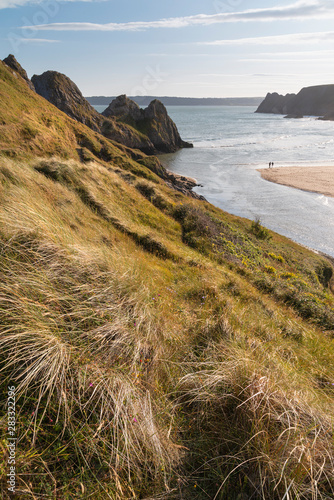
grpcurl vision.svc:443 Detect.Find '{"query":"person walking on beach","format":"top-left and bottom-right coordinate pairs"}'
top-left (269, 162), bottom-right (272, 168)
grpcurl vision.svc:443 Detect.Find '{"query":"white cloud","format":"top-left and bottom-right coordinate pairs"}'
top-left (0, 0), bottom-right (101, 8)
top-left (19, 37), bottom-right (60, 42)
top-left (239, 57), bottom-right (332, 62)
top-left (201, 31), bottom-right (334, 46)
top-left (20, 0), bottom-right (334, 31)
top-left (0, 0), bottom-right (25, 6)
top-left (251, 49), bottom-right (334, 57)
top-left (197, 72), bottom-right (326, 78)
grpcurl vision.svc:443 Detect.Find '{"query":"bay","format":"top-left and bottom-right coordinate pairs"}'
top-left (161, 106), bottom-right (334, 258)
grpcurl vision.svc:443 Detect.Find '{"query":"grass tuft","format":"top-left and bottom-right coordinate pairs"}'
top-left (251, 217), bottom-right (272, 240)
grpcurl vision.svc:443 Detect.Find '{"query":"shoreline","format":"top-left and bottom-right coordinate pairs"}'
top-left (165, 165), bottom-right (334, 261)
top-left (165, 169), bottom-right (206, 200)
top-left (258, 166), bottom-right (334, 198)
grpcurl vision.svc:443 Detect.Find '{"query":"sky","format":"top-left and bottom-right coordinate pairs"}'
top-left (1, 0), bottom-right (334, 97)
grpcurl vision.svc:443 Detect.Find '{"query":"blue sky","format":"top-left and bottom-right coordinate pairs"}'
top-left (1, 0), bottom-right (334, 97)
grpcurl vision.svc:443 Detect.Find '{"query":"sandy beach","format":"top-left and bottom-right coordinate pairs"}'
top-left (259, 166), bottom-right (334, 198)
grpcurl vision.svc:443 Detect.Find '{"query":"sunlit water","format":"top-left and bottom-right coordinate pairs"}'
top-left (159, 106), bottom-right (334, 257)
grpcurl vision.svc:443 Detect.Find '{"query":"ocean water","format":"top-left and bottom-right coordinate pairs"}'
top-left (160, 106), bottom-right (334, 257)
top-left (94, 105), bottom-right (108, 113)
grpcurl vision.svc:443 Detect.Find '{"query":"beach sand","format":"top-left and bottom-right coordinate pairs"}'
top-left (259, 166), bottom-right (334, 198)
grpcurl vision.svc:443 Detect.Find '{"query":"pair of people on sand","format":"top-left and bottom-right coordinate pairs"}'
top-left (269, 162), bottom-right (274, 168)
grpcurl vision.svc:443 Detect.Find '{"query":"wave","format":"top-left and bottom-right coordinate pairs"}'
top-left (194, 134), bottom-right (294, 149)
top-left (194, 135), bottom-right (334, 152)
top-left (195, 140), bottom-right (258, 149)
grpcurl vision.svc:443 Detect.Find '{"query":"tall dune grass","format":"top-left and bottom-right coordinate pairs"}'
top-left (0, 156), bottom-right (334, 499)
top-left (0, 232), bottom-right (180, 497)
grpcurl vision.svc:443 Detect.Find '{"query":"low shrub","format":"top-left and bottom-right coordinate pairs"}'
top-left (269, 252), bottom-right (285, 263)
top-left (250, 218), bottom-right (272, 240)
top-left (136, 180), bottom-right (156, 200)
top-left (264, 265), bottom-right (277, 275)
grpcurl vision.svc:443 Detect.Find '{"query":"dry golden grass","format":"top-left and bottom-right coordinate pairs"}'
top-left (1, 153), bottom-right (334, 499)
top-left (0, 231), bottom-right (182, 498)
top-left (179, 334), bottom-right (334, 499)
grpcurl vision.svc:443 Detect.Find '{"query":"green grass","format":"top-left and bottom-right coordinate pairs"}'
top-left (1, 58), bottom-right (334, 499)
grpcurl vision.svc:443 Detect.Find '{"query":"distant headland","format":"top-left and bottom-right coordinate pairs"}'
top-left (256, 84), bottom-right (334, 120)
top-left (86, 96), bottom-right (263, 107)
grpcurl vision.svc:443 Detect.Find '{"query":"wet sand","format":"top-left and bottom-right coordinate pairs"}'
top-left (259, 166), bottom-right (334, 198)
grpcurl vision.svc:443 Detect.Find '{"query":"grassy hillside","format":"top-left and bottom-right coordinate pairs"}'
top-left (0, 61), bottom-right (156, 171)
top-left (0, 60), bottom-right (334, 500)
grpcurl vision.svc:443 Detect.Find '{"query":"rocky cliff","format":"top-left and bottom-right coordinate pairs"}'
top-left (3, 54), bottom-right (35, 91)
top-left (32, 71), bottom-right (156, 153)
top-left (32, 71), bottom-right (102, 131)
top-left (32, 73), bottom-right (191, 154)
top-left (0, 58), bottom-right (200, 198)
top-left (256, 85), bottom-right (334, 119)
top-left (103, 94), bottom-right (193, 153)
top-left (255, 92), bottom-right (296, 115)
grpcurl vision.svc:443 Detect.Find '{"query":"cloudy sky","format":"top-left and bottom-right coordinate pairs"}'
top-left (1, 0), bottom-right (334, 97)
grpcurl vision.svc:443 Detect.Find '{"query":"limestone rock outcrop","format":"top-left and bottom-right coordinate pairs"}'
top-left (3, 54), bottom-right (35, 91)
top-left (255, 92), bottom-right (296, 115)
top-left (0, 56), bottom-right (199, 196)
top-left (3, 56), bottom-right (193, 159)
top-left (103, 95), bottom-right (193, 153)
top-left (31, 72), bottom-right (155, 153)
top-left (104, 94), bottom-right (143, 122)
top-left (32, 71), bottom-right (101, 131)
top-left (256, 85), bottom-right (334, 120)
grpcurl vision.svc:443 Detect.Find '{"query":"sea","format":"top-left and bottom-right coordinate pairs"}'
top-left (94, 105), bottom-right (334, 258)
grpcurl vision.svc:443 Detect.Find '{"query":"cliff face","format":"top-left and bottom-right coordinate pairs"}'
top-left (103, 94), bottom-right (193, 153)
top-left (3, 54), bottom-right (35, 91)
top-left (289, 85), bottom-right (334, 117)
top-left (255, 92), bottom-right (296, 115)
top-left (256, 85), bottom-right (334, 119)
top-left (143, 99), bottom-right (193, 152)
top-left (32, 71), bottom-right (156, 153)
top-left (0, 58), bottom-right (199, 197)
top-left (5, 59), bottom-right (192, 154)
top-left (32, 71), bottom-right (102, 131)
top-left (31, 73), bottom-right (191, 154)
top-left (105, 94), bottom-right (143, 121)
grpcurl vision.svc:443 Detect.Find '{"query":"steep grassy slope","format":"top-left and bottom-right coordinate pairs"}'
top-left (0, 60), bottom-right (158, 171)
top-left (0, 61), bottom-right (334, 500)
